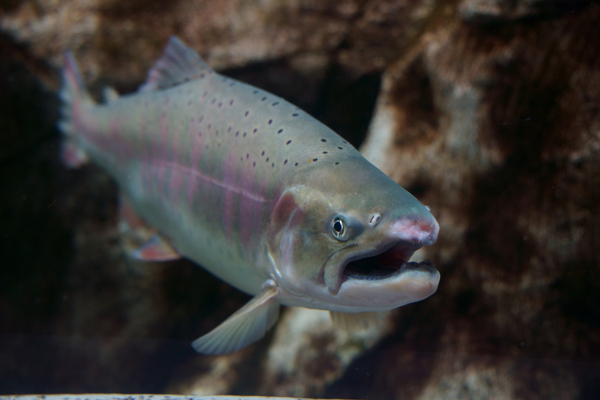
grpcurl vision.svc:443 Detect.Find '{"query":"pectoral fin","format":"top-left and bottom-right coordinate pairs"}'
top-left (192, 284), bottom-right (280, 355)
top-left (329, 311), bottom-right (385, 331)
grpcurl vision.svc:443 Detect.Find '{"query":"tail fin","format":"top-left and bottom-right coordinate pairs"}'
top-left (58, 52), bottom-right (94, 168)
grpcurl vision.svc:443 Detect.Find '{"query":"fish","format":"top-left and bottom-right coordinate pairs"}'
top-left (59, 36), bottom-right (440, 355)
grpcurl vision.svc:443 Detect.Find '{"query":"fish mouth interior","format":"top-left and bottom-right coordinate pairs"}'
top-left (342, 242), bottom-right (435, 281)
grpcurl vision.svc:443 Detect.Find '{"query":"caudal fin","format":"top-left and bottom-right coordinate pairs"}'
top-left (58, 52), bottom-right (94, 168)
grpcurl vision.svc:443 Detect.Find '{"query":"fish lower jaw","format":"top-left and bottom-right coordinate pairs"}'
top-left (276, 261), bottom-right (440, 312)
top-left (318, 240), bottom-right (440, 310)
top-left (333, 265), bottom-right (440, 311)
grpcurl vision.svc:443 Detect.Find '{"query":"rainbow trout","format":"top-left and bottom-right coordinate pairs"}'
top-left (59, 37), bottom-right (440, 355)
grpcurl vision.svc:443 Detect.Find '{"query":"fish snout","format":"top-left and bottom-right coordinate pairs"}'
top-left (389, 215), bottom-right (439, 246)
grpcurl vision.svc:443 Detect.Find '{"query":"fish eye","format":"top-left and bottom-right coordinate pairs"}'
top-left (331, 216), bottom-right (348, 241)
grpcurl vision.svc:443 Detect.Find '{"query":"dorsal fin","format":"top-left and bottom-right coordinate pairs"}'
top-left (139, 36), bottom-right (212, 92)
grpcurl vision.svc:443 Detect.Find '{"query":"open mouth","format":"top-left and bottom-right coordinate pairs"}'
top-left (342, 242), bottom-right (436, 281)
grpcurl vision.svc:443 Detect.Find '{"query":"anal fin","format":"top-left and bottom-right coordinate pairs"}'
top-left (192, 283), bottom-right (280, 355)
top-left (329, 311), bottom-right (386, 331)
top-left (132, 235), bottom-right (181, 261)
top-left (119, 195), bottom-right (181, 262)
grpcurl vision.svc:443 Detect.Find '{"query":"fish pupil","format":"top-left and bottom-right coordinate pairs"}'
top-left (332, 217), bottom-right (345, 238)
top-left (334, 221), bottom-right (343, 232)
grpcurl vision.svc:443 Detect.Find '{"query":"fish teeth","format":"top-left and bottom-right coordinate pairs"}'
top-left (400, 260), bottom-right (436, 274)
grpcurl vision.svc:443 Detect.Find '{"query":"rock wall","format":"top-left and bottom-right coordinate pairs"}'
top-left (1, 0), bottom-right (599, 399)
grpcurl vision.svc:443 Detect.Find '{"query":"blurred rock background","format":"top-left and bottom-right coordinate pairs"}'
top-left (1, 0), bottom-right (599, 399)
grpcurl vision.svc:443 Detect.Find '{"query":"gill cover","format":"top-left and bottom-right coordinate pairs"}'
top-left (267, 185), bottom-right (368, 300)
top-left (268, 185), bottom-right (331, 292)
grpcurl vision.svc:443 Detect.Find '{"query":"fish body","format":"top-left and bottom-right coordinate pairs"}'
top-left (59, 37), bottom-right (440, 354)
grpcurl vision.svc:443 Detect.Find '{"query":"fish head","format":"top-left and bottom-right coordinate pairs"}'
top-left (268, 156), bottom-right (440, 312)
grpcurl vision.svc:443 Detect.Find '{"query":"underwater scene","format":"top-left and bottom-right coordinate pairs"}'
top-left (1, 0), bottom-right (599, 399)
